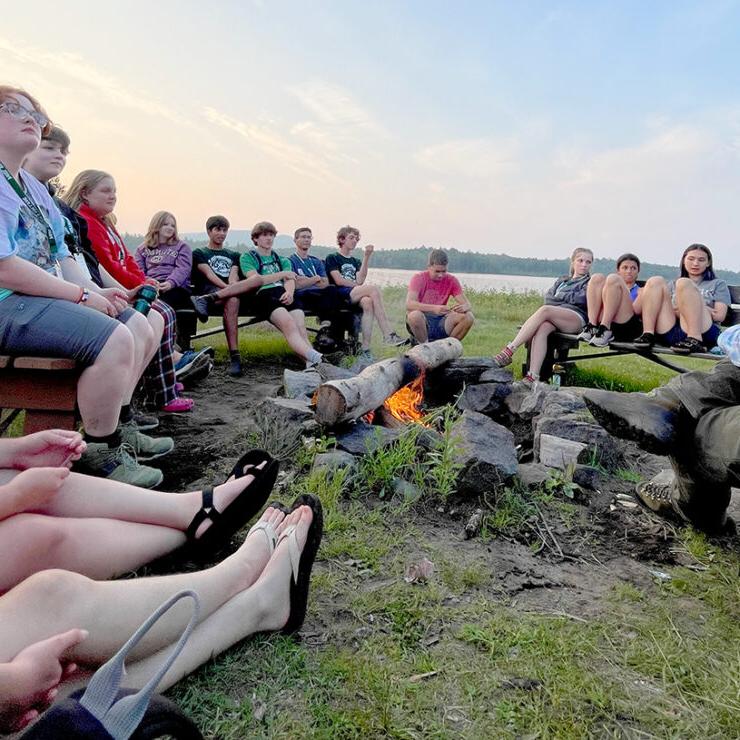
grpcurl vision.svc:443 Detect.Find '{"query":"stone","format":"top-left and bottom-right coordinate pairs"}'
top-left (283, 369), bottom-right (321, 399)
top-left (425, 357), bottom-right (498, 402)
top-left (537, 434), bottom-right (587, 469)
top-left (335, 421), bottom-right (401, 456)
top-left (257, 397), bottom-right (315, 428)
top-left (505, 381), bottom-right (555, 419)
top-left (313, 450), bottom-right (359, 477)
top-left (478, 367), bottom-right (515, 384)
top-left (516, 462), bottom-right (552, 489)
top-left (458, 382), bottom-right (512, 416)
top-left (534, 415), bottom-right (624, 470)
top-left (572, 464), bottom-right (607, 490)
top-left (316, 362), bottom-right (357, 381)
top-left (540, 389), bottom-right (588, 417)
top-left (452, 410), bottom-right (518, 495)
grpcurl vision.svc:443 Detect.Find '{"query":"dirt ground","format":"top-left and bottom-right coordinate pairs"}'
top-left (152, 359), bottom-right (739, 632)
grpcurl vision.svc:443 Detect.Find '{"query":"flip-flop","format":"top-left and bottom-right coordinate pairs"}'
top-left (186, 451), bottom-right (280, 557)
top-left (276, 494), bottom-right (324, 635)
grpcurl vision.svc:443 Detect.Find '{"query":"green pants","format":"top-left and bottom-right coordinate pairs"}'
top-left (656, 361), bottom-right (739, 529)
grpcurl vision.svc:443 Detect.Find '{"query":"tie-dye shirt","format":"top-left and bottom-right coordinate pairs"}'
top-left (0, 168), bottom-right (68, 301)
top-left (717, 325), bottom-right (740, 368)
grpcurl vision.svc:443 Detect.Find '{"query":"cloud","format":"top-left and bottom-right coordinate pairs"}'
top-left (202, 107), bottom-right (344, 183)
top-left (0, 36), bottom-right (192, 128)
top-left (414, 137), bottom-right (519, 178)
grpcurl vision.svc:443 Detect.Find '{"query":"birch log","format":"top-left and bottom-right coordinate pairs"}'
top-left (314, 338), bottom-right (463, 425)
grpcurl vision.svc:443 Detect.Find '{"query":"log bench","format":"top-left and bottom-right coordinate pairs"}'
top-left (527, 284), bottom-right (740, 382)
top-left (0, 356), bottom-right (80, 435)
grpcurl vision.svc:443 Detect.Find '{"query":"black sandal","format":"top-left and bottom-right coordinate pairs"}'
top-left (671, 337), bottom-right (706, 355)
top-left (277, 494), bottom-right (324, 635)
top-left (186, 450), bottom-right (280, 557)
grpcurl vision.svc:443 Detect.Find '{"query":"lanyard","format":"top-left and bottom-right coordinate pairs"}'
top-left (0, 160), bottom-right (58, 254)
top-left (105, 223), bottom-right (127, 262)
top-left (293, 254), bottom-right (317, 277)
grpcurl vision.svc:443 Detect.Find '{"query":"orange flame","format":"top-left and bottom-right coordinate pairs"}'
top-left (383, 375), bottom-right (426, 424)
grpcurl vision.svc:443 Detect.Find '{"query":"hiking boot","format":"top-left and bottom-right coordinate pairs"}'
top-left (121, 421), bottom-right (174, 461)
top-left (577, 323), bottom-right (597, 342)
top-left (583, 389), bottom-right (680, 455)
top-left (229, 355), bottom-right (243, 377)
top-left (77, 443), bottom-right (163, 488)
top-left (590, 326), bottom-right (613, 347)
top-left (384, 332), bottom-right (408, 347)
top-left (492, 347), bottom-right (513, 368)
top-left (191, 295), bottom-right (211, 323)
top-left (635, 469), bottom-right (678, 515)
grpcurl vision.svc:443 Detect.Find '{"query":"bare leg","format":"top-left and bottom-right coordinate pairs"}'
top-left (76, 325), bottom-right (134, 436)
top-left (528, 309), bottom-right (584, 376)
top-left (211, 275), bottom-right (262, 301)
top-left (353, 294), bottom-right (374, 349)
top-left (586, 273), bottom-right (607, 325)
top-left (222, 297), bottom-right (240, 352)
top-left (0, 506), bottom-right (297, 665)
top-left (675, 278), bottom-right (712, 338)
top-left (445, 311), bottom-right (475, 340)
top-left (269, 308), bottom-right (314, 360)
top-left (290, 309), bottom-right (310, 343)
top-left (406, 310), bottom-right (428, 343)
top-left (601, 274), bottom-right (635, 327)
top-left (638, 277), bottom-right (676, 334)
top-left (121, 311), bottom-right (158, 404)
top-left (508, 306), bottom-right (582, 352)
top-left (368, 285), bottom-right (394, 336)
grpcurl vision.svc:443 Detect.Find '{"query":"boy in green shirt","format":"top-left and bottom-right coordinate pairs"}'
top-left (239, 221), bottom-right (323, 368)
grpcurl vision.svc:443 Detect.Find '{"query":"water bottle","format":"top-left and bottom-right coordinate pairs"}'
top-left (133, 284), bottom-right (158, 315)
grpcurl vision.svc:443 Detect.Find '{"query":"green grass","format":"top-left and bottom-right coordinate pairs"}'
top-left (162, 287), bottom-right (740, 737)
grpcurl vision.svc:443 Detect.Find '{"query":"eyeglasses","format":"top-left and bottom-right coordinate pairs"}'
top-left (0, 101), bottom-right (48, 129)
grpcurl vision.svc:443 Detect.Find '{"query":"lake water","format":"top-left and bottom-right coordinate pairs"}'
top-left (368, 268), bottom-right (556, 295)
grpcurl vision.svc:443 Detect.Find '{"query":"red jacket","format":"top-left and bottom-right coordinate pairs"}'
top-left (79, 204), bottom-right (147, 289)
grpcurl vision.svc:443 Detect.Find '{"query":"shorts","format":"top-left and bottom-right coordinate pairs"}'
top-left (239, 287), bottom-right (302, 320)
top-left (611, 314), bottom-right (642, 341)
top-left (0, 294), bottom-right (129, 366)
top-left (658, 321), bottom-right (721, 348)
top-left (406, 312), bottom-right (449, 341)
top-left (335, 286), bottom-right (353, 301)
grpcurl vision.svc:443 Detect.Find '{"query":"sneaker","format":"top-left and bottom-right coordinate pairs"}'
top-left (175, 348), bottom-right (212, 378)
top-left (190, 295), bottom-right (211, 323)
top-left (318, 319), bottom-right (332, 330)
top-left (633, 332), bottom-right (655, 349)
top-left (161, 396), bottom-right (194, 413)
top-left (521, 372), bottom-right (538, 386)
top-left (121, 421), bottom-right (175, 461)
top-left (177, 356), bottom-right (213, 386)
top-left (577, 323), bottom-right (597, 342)
top-left (228, 356), bottom-right (243, 377)
top-left (590, 326), bottom-right (613, 347)
top-left (77, 442), bottom-right (163, 488)
top-left (133, 412), bottom-right (159, 431)
top-left (492, 347), bottom-right (513, 368)
top-left (384, 332), bottom-right (408, 347)
top-left (671, 337), bottom-right (706, 355)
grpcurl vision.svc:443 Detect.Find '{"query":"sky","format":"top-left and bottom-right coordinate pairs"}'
top-left (3, 0), bottom-right (740, 269)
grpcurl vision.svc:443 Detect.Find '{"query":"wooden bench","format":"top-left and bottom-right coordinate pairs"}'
top-left (528, 284), bottom-right (740, 382)
top-left (0, 356), bottom-right (80, 435)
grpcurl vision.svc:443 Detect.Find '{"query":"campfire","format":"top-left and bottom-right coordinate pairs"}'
top-left (383, 375), bottom-right (426, 425)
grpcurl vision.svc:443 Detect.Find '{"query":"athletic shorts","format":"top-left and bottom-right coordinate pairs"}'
top-left (239, 287), bottom-right (302, 320)
top-left (0, 294), bottom-right (132, 366)
top-left (658, 321), bottom-right (721, 348)
top-left (611, 314), bottom-right (642, 341)
top-left (406, 312), bottom-right (449, 341)
top-left (335, 286), bottom-right (353, 301)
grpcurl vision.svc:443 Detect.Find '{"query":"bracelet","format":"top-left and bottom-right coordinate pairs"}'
top-left (74, 287), bottom-right (84, 304)
top-left (78, 288), bottom-right (90, 304)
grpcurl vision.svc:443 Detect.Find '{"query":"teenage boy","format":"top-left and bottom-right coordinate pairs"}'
top-left (190, 215), bottom-right (262, 377)
top-left (325, 225), bottom-right (406, 363)
top-left (405, 249), bottom-right (475, 343)
top-left (239, 221), bottom-right (324, 369)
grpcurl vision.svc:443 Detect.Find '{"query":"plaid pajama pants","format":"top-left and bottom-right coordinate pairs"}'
top-left (140, 299), bottom-right (178, 409)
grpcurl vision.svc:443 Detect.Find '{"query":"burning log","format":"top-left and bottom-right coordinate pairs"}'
top-left (314, 338), bottom-right (463, 426)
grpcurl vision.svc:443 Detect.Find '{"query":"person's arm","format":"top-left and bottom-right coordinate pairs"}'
top-left (58, 257), bottom-right (126, 314)
top-left (710, 301), bottom-right (728, 323)
top-left (280, 278), bottom-right (296, 304)
top-left (196, 263), bottom-right (229, 289)
top-left (0, 254), bottom-right (87, 302)
top-left (133, 246), bottom-right (147, 275)
top-left (313, 259), bottom-right (329, 289)
top-left (168, 244), bottom-right (193, 289)
top-left (85, 218), bottom-right (140, 289)
top-left (356, 245), bottom-right (373, 285)
top-left (0, 467), bottom-right (70, 520)
top-left (405, 287), bottom-right (449, 314)
top-left (450, 281), bottom-right (472, 313)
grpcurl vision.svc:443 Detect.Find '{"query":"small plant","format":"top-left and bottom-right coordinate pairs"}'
top-left (544, 462), bottom-right (581, 500)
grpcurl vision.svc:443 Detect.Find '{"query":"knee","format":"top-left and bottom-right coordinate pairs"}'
top-left (604, 273), bottom-right (622, 287)
top-left (407, 310), bottom-right (423, 324)
top-left (10, 515), bottom-right (67, 562)
top-left (99, 325), bottom-right (135, 365)
top-left (674, 277), bottom-right (694, 293)
top-left (360, 296), bottom-right (373, 311)
top-left (14, 567), bottom-right (89, 609)
top-left (591, 273), bottom-right (607, 286)
top-left (463, 312), bottom-right (475, 327)
top-left (645, 276), bottom-right (666, 290)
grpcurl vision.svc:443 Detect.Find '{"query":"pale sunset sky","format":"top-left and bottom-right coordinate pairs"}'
top-left (3, 1), bottom-right (740, 269)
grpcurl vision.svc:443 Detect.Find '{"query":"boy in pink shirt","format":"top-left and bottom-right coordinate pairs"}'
top-left (406, 249), bottom-right (475, 343)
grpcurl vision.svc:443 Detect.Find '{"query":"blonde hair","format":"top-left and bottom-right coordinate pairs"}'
top-left (569, 247), bottom-right (593, 276)
top-left (0, 85), bottom-right (52, 136)
top-left (63, 169), bottom-right (114, 216)
top-left (144, 211), bottom-right (179, 247)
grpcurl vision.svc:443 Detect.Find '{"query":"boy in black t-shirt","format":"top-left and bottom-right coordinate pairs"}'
top-left (190, 215), bottom-right (262, 376)
top-left (325, 225), bottom-right (406, 363)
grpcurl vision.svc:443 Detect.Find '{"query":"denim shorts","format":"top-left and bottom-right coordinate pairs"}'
top-left (0, 294), bottom-right (128, 366)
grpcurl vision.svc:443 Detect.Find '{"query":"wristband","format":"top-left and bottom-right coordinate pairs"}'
top-left (74, 287), bottom-right (84, 303)
top-left (79, 288), bottom-right (90, 304)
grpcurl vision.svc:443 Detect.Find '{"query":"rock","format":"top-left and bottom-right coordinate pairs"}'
top-left (505, 381), bottom-right (555, 419)
top-left (452, 410), bottom-right (518, 495)
top-left (478, 367), bottom-right (514, 384)
top-left (315, 362), bottom-right (357, 381)
top-left (540, 390), bottom-right (588, 417)
top-left (425, 357), bottom-right (498, 402)
top-left (313, 450), bottom-right (359, 477)
top-left (516, 462), bottom-right (552, 489)
top-left (534, 415), bottom-right (624, 470)
top-left (283, 369), bottom-right (321, 399)
top-left (572, 464), bottom-right (607, 490)
top-left (537, 434), bottom-right (587, 468)
top-left (458, 382), bottom-right (512, 416)
top-left (335, 421), bottom-right (401, 455)
top-left (417, 427), bottom-right (444, 451)
top-left (257, 397), bottom-right (315, 430)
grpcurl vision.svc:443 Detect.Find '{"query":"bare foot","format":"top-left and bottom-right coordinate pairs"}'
top-left (191, 461), bottom-right (267, 539)
top-left (249, 505), bottom-right (313, 632)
